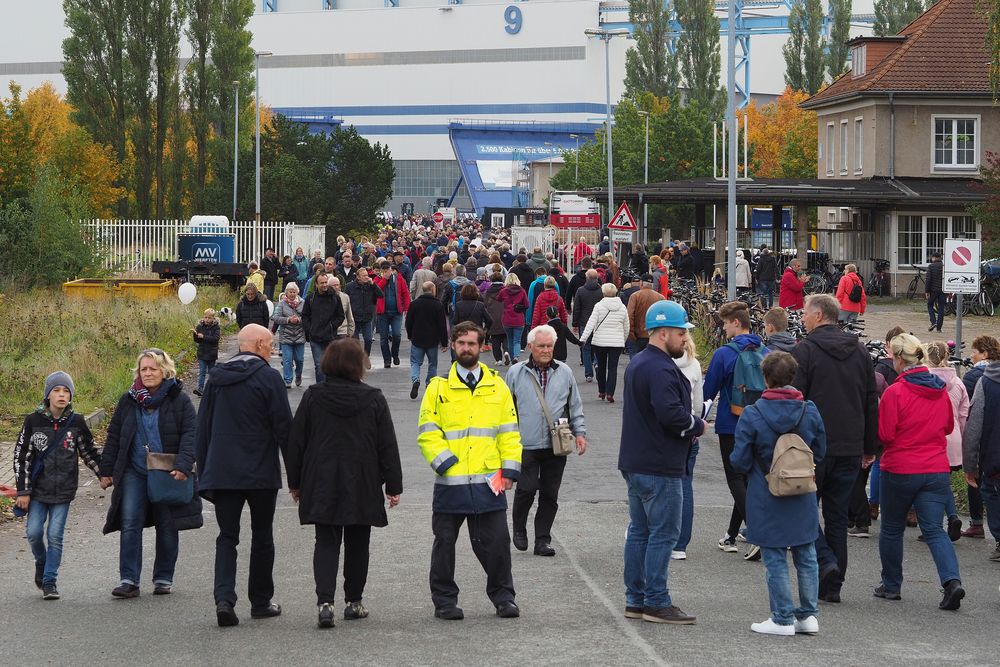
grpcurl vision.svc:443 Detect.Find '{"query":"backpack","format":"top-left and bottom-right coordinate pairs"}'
top-left (726, 342), bottom-right (766, 416)
top-left (760, 404), bottom-right (816, 497)
top-left (447, 279), bottom-right (459, 315)
top-left (848, 276), bottom-right (863, 303)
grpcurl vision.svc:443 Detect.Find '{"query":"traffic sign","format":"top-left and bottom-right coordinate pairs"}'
top-left (943, 238), bottom-right (981, 294)
top-left (610, 229), bottom-right (633, 243)
top-left (432, 211), bottom-right (444, 224)
top-left (608, 201), bottom-right (637, 231)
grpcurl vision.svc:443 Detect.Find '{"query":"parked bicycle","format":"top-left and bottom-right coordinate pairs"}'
top-left (905, 264), bottom-right (926, 299)
top-left (867, 258), bottom-right (891, 297)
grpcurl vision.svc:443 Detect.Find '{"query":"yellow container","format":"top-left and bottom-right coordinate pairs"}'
top-left (62, 279), bottom-right (174, 300)
top-left (62, 279), bottom-right (117, 298)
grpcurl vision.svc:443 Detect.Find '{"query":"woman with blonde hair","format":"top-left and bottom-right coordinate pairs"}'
top-left (875, 334), bottom-right (964, 610)
top-left (581, 282), bottom-right (630, 402)
top-left (673, 334), bottom-right (704, 560)
top-left (923, 341), bottom-right (969, 539)
top-left (99, 348), bottom-right (202, 599)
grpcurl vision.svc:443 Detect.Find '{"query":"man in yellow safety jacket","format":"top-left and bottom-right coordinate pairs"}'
top-left (418, 321), bottom-right (523, 621)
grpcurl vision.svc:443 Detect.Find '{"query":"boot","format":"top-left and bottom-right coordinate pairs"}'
top-left (869, 502), bottom-right (879, 521)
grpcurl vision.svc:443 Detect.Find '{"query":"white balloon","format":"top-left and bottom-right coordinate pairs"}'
top-left (266, 299), bottom-right (274, 317)
top-left (178, 282), bottom-right (197, 305)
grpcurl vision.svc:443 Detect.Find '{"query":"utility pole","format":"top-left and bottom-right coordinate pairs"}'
top-left (254, 50), bottom-right (272, 261)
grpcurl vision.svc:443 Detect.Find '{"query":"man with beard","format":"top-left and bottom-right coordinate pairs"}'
top-left (417, 322), bottom-right (523, 621)
top-left (618, 300), bottom-right (705, 625)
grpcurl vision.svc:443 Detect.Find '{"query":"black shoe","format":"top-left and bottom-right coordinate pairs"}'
top-left (410, 380), bottom-right (419, 399)
top-left (318, 602), bottom-right (335, 628)
top-left (34, 562), bottom-right (44, 590)
top-left (193, 388), bottom-right (203, 397)
top-left (948, 516), bottom-right (963, 542)
top-left (496, 601), bottom-right (520, 618)
top-left (873, 585), bottom-right (901, 601)
top-left (384, 363), bottom-right (392, 369)
top-left (819, 591), bottom-right (841, 603)
top-left (216, 601), bottom-right (239, 627)
top-left (42, 584), bottom-right (60, 600)
top-left (641, 605), bottom-right (696, 624)
top-left (434, 606), bottom-right (464, 620)
top-left (512, 530), bottom-right (528, 552)
top-left (928, 324), bottom-right (936, 332)
top-left (392, 356), bottom-right (401, 366)
top-left (624, 605), bottom-right (643, 619)
top-left (534, 542), bottom-right (556, 557)
top-left (818, 564), bottom-right (840, 597)
top-left (295, 377), bottom-right (302, 387)
top-left (112, 583), bottom-right (140, 599)
top-left (344, 601), bottom-right (369, 620)
top-left (939, 579), bottom-right (965, 611)
top-left (743, 544), bottom-right (762, 562)
top-left (250, 603), bottom-right (282, 619)
top-left (153, 584), bottom-right (172, 595)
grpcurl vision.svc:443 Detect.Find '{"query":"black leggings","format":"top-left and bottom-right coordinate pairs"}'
top-left (314, 524), bottom-right (372, 605)
top-left (490, 334), bottom-right (506, 362)
top-left (719, 434), bottom-right (747, 539)
top-left (591, 345), bottom-right (623, 397)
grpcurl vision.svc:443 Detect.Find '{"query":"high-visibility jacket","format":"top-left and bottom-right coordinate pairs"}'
top-left (418, 362), bottom-right (522, 514)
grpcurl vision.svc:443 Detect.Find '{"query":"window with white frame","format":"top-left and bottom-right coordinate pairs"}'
top-left (898, 215), bottom-right (923, 266)
top-left (854, 117), bottom-right (863, 173)
top-left (952, 215), bottom-right (978, 239)
top-left (926, 216), bottom-right (948, 258)
top-left (933, 116), bottom-right (979, 169)
top-left (826, 123), bottom-right (835, 175)
top-left (851, 45), bottom-right (866, 77)
top-left (840, 120), bottom-right (848, 174)
top-left (897, 214), bottom-right (980, 268)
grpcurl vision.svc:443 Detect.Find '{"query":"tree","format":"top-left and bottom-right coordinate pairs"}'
top-left (826, 0), bottom-right (853, 80)
top-left (623, 0), bottom-right (679, 99)
top-left (783, 0), bottom-right (825, 94)
top-left (985, 0), bottom-right (1000, 100)
top-left (152, 0), bottom-right (185, 218)
top-left (124, 0), bottom-right (156, 218)
top-left (873, 0), bottom-right (925, 36)
top-left (676, 0), bottom-right (722, 110)
top-left (745, 87), bottom-right (818, 178)
top-left (182, 0), bottom-right (214, 211)
top-left (0, 83), bottom-right (35, 205)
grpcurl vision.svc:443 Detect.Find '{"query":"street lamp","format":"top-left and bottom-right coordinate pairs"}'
top-left (254, 50), bottom-right (272, 261)
top-left (232, 81), bottom-right (239, 223)
top-left (638, 110), bottom-right (650, 245)
top-left (584, 28), bottom-right (628, 236)
top-left (569, 133), bottom-right (579, 186)
top-left (725, 1), bottom-right (738, 299)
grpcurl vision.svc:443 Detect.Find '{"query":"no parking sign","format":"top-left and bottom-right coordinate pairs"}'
top-left (943, 238), bottom-right (981, 294)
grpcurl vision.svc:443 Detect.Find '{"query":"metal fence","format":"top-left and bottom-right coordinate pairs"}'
top-left (82, 219), bottom-right (326, 273)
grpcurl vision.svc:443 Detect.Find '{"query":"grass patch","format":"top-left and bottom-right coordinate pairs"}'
top-left (0, 283), bottom-right (239, 440)
top-left (951, 470), bottom-right (970, 516)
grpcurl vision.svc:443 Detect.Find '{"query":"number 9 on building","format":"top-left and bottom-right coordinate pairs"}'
top-left (504, 5), bottom-right (522, 34)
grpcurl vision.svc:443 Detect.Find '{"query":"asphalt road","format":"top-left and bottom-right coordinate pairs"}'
top-left (2, 335), bottom-right (998, 666)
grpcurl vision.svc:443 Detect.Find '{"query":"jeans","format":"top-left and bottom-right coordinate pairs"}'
top-left (512, 448), bottom-right (568, 544)
top-left (757, 280), bottom-right (774, 308)
top-left (591, 345), bottom-right (623, 397)
top-left (197, 359), bottom-right (215, 392)
top-left (314, 524), bottom-right (372, 605)
top-left (622, 472), bottom-right (683, 609)
top-left (212, 489), bottom-right (278, 608)
top-left (839, 310), bottom-right (859, 324)
top-left (296, 279), bottom-right (308, 296)
top-left (927, 291), bottom-right (946, 329)
top-left (676, 440), bottom-right (700, 552)
top-left (869, 458), bottom-right (880, 503)
top-left (354, 319), bottom-right (374, 355)
top-left (761, 544), bottom-right (819, 625)
top-left (430, 510), bottom-right (515, 609)
top-left (377, 313), bottom-right (403, 364)
top-left (26, 500), bottom-right (70, 586)
top-left (504, 326), bottom-right (524, 359)
top-left (581, 341), bottom-right (594, 378)
top-left (280, 343), bottom-right (304, 385)
top-left (977, 477), bottom-right (1000, 541)
top-left (310, 341), bottom-right (330, 383)
top-left (814, 455), bottom-right (860, 594)
top-left (718, 434), bottom-right (747, 539)
top-left (879, 471), bottom-right (961, 592)
top-left (119, 469), bottom-right (179, 586)
top-left (410, 345), bottom-right (439, 385)
top-left (264, 282), bottom-right (276, 301)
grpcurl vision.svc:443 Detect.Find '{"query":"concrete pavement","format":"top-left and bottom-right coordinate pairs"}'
top-left (2, 333), bottom-right (998, 666)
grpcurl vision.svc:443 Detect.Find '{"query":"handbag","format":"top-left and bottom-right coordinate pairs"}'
top-left (526, 371), bottom-right (576, 457)
top-left (136, 408), bottom-right (194, 506)
top-left (584, 309), bottom-right (611, 347)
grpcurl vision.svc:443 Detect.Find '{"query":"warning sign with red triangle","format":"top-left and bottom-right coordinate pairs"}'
top-left (608, 201), bottom-right (637, 231)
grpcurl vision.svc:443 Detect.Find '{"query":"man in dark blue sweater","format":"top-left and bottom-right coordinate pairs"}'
top-left (618, 300), bottom-right (705, 625)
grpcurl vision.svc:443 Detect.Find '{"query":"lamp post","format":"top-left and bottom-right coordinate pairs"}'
top-left (254, 50), bottom-right (272, 261)
top-left (725, 2), bottom-right (737, 299)
top-left (569, 133), bottom-right (579, 186)
top-left (638, 110), bottom-right (649, 246)
top-left (232, 81), bottom-right (239, 223)
top-left (584, 28), bottom-right (628, 237)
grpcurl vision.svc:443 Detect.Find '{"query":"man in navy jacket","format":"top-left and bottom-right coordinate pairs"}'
top-left (195, 324), bottom-right (293, 627)
top-left (618, 301), bottom-right (705, 625)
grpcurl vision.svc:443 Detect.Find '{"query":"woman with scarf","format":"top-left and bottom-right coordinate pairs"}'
top-left (272, 282), bottom-right (307, 388)
top-left (99, 348), bottom-right (202, 599)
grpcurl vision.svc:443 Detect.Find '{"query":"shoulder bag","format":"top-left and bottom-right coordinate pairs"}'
top-left (136, 407), bottom-right (194, 506)
top-left (525, 371), bottom-right (576, 456)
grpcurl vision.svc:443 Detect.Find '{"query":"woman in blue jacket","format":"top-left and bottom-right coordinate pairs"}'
top-left (731, 351), bottom-right (827, 637)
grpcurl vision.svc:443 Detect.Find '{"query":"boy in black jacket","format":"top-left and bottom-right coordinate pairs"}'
top-left (193, 309), bottom-right (221, 396)
top-left (13, 372), bottom-right (102, 600)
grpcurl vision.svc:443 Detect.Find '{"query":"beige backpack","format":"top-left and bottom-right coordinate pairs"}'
top-left (763, 405), bottom-right (816, 497)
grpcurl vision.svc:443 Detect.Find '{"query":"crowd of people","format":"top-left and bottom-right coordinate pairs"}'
top-left (11, 215), bottom-right (1000, 639)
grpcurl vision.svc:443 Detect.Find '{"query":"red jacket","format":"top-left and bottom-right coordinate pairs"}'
top-left (373, 273), bottom-right (411, 315)
top-left (835, 273), bottom-right (866, 314)
top-left (878, 367), bottom-right (954, 474)
top-left (531, 288), bottom-right (568, 328)
top-left (496, 285), bottom-right (529, 328)
top-left (573, 241), bottom-right (593, 268)
top-left (778, 267), bottom-right (805, 310)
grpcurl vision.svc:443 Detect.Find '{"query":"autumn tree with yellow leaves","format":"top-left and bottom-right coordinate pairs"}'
top-left (745, 87), bottom-right (818, 179)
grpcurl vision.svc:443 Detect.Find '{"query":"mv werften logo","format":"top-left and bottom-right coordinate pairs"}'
top-left (193, 243), bottom-right (221, 263)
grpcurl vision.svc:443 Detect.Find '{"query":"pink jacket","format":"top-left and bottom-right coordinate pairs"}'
top-left (928, 366), bottom-right (970, 467)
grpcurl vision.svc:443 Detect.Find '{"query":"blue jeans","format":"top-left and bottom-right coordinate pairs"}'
top-left (280, 343), bottom-right (304, 385)
top-left (676, 440), bottom-right (700, 552)
top-left (377, 313), bottom-right (403, 364)
top-left (197, 359), bottom-right (215, 392)
top-left (761, 544), bottom-right (818, 625)
top-left (354, 319), bottom-right (374, 355)
top-left (879, 471), bottom-right (961, 592)
top-left (581, 341), bottom-right (594, 378)
top-left (310, 341), bottom-right (329, 383)
top-left (757, 280), bottom-right (774, 308)
top-left (26, 500), bottom-right (70, 586)
top-left (869, 458), bottom-right (880, 503)
top-left (976, 477), bottom-right (1000, 541)
top-left (409, 345), bottom-right (439, 385)
top-left (504, 326), bottom-right (523, 359)
top-left (119, 469), bottom-right (179, 587)
top-left (927, 291), bottom-right (946, 329)
top-left (622, 472), bottom-right (683, 609)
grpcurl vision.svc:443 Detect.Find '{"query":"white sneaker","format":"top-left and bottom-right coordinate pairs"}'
top-left (718, 536), bottom-right (738, 552)
top-left (671, 550), bottom-right (687, 560)
top-left (793, 616), bottom-right (819, 634)
top-left (750, 618), bottom-right (794, 636)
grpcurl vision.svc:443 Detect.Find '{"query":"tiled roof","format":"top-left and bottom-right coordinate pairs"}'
top-left (802, 0), bottom-right (991, 108)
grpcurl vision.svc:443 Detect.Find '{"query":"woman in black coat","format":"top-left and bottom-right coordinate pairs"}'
top-left (98, 349), bottom-right (202, 598)
top-left (236, 283), bottom-right (270, 329)
top-left (286, 338), bottom-right (403, 628)
top-left (451, 282), bottom-right (493, 329)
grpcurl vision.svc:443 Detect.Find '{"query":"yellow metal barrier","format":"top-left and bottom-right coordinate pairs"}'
top-left (63, 279), bottom-right (174, 300)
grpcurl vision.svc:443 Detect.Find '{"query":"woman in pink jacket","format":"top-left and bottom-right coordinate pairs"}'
top-left (924, 341), bottom-right (969, 539)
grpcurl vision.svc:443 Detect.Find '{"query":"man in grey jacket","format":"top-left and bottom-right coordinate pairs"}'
top-left (410, 256), bottom-right (437, 298)
top-left (505, 325), bottom-right (587, 557)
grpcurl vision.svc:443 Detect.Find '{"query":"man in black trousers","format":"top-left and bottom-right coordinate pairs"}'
top-left (926, 251), bottom-right (945, 332)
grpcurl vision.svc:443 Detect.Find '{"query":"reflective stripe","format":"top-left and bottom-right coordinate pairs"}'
top-left (418, 422), bottom-right (441, 434)
top-left (431, 450), bottom-right (456, 471)
top-left (441, 426), bottom-right (499, 440)
top-left (502, 460), bottom-right (521, 472)
top-left (497, 423), bottom-right (519, 434)
top-left (434, 473), bottom-right (494, 486)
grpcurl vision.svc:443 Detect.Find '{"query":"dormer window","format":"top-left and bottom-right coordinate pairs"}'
top-left (851, 44), bottom-right (867, 77)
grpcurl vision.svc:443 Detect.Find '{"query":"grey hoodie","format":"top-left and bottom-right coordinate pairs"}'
top-left (765, 331), bottom-right (798, 353)
top-left (962, 362), bottom-right (1000, 475)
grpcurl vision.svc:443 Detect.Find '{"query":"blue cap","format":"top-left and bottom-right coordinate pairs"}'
top-left (645, 301), bottom-right (695, 332)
